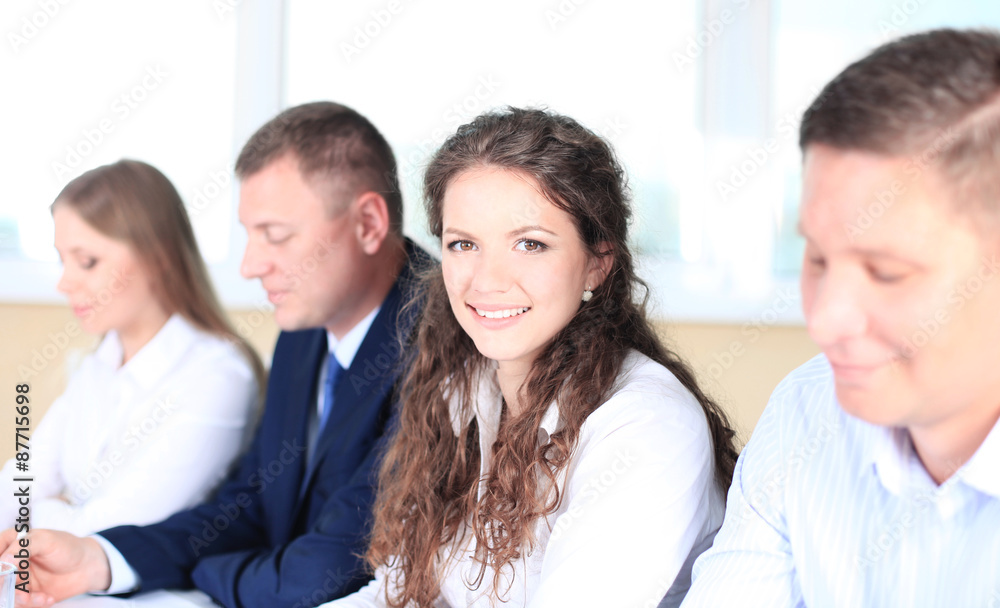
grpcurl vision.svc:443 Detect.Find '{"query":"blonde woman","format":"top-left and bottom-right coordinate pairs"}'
top-left (0, 160), bottom-right (264, 536)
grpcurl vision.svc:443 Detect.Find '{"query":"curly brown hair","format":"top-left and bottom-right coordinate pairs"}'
top-left (367, 107), bottom-right (738, 607)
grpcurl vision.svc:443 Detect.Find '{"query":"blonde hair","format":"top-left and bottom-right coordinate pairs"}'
top-left (53, 159), bottom-right (266, 397)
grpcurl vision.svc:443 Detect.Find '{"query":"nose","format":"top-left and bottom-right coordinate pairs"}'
top-left (805, 271), bottom-right (868, 349)
top-left (56, 266), bottom-right (74, 295)
top-left (471, 250), bottom-right (512, 294)
top-left (240, 239), bottom-right (269, 280)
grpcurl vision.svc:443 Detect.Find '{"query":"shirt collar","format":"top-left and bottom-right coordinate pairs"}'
top-left (326, 304), bottom-right (381, 370)
top-left (97, 314), bottom-right (201, 390)
top-left (957, 414), bottom-right (1000, 498)
top-left (870, 425), bottom-right (915, 496)
top-left (94, 327), bottom-right (125, 369)
top-left (449, 364), bottom-right (562, 442)
top-left (869, 416), bottom-right (1000, 500)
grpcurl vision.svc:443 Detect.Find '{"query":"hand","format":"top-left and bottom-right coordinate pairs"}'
top-left (0, 528), bottom-right (112, 607)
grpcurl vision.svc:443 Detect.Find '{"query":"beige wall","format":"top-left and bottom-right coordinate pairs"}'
top-left (658, 322), bottom-right (819, 443)
top-left (0, 304), bottom-right (818, 460)
top-left (0, 304), bottom-right (281, 462)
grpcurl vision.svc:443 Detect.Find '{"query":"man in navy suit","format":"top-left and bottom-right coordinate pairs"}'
top-left (1, 102), bottom-right (429, 607)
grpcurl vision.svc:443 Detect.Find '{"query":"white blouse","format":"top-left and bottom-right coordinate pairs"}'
top-left (329, 351), bottom-right (725, 608)
top-left (0, 314), bottom-right (259, 536)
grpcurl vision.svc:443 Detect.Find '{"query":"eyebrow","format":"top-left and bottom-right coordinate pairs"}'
top-left (441, 225), bottom-right (559, 239)
top-left (507, 225), bottom-right (558, 238)
top-left (54, 246), bottom-right (89, 255)
top-left (796, 223), bottom-right (922, 265)
top-left (241, 220), bottom-right (290, 230)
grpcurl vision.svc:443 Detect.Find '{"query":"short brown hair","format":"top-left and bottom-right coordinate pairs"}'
top-left (800, 28), bottom-right (1000, 211)
top-left (235, 101), bottom-right (403, 233)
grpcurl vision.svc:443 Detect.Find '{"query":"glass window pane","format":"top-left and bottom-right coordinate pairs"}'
top-left (1, 0), bottom-right (237, 269)
top-left (285, 0), bottom-right (700, 260)
top-left (771, 0), bottom-right (1000, 275)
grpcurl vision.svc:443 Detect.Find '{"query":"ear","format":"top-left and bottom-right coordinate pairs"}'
top-left (353, 191), bottom-right (391, 255)
top-left (586, 241), bottom-right (614, 289)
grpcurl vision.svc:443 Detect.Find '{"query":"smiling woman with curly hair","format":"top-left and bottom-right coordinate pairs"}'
top-left (329, 107), bottom-right (738, 608)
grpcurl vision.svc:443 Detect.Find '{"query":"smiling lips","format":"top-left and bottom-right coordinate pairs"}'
top-left (829, 359), bottom-right (886, 385)
top-left (474, 306), bottom-right (530, 319)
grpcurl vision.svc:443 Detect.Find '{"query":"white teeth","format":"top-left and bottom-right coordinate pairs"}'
top-left (475, 307), bottom-right (529, 319)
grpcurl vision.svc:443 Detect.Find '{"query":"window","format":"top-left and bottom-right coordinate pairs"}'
top-left (5, 0), bottom-right (998, 318)
top-left (1, 0), bottom-right (237, 299)
top-left (285, 0), bottom-right (701, 261)
top-left (769, 0), bottom-right (1000, 274)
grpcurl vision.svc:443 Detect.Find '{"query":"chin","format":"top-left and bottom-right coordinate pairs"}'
top-left (468, 339), bottom-right (520, 364)
top-left (273, 309), bottom-right (307, 332)
top-left (469, 343), bottom-right (504, 362)
top-left (834, 386), bottom-right (901, 427)
top-left (79, 317), bottom-right (103, 336)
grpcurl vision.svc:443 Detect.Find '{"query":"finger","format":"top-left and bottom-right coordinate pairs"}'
top-left (24, 529), bottom-right (65, 555)
top-left (3, 550), bottom-right (26, 572)
top-left (8, 555), bottom-right (28, 608)
top-left (2, 553), bottom-right (22, 578)
top-left (0, 528), bottom-right (18, 557)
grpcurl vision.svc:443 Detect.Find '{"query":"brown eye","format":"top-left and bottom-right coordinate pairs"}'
top-left (448, 240), bottom-right (476, 252)
top-left (516, 239), bottom-right (546, 253)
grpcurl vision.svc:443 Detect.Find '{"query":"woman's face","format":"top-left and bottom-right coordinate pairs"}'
top-left (441, 167), bottom-right (606, 375)
top-left (799, 144), bottom-right (1000, 441)
top-left (53, 203), bottom-right (165, 339)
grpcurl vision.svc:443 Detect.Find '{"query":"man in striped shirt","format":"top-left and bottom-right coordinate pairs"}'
top-left (684, 28), bottom-right (1000, 607)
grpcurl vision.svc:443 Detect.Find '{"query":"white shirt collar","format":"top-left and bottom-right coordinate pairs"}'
top-left (326, 304), bottom-right (381, 370)
top-left (95, 313), bottom-right (201, 390)
top-left (870, 426), bottom-right (920, 496)
top-left (449, 363), bottom-right (562, 444)
top-left (957, 414), bottom-right (1000, 498)
top-left (869, 416), bottom-right (1000, 500)
top-left (444, 351), bottom-right (653, 443)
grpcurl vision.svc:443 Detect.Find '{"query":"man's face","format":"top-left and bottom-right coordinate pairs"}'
top-left (239, 153), bottom-right (368, 336)
top-left (799, 144), bottom-right (1000, 442)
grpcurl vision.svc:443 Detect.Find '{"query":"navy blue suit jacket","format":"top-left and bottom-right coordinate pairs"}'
top-left (101, 241), bottom-right (430, 608)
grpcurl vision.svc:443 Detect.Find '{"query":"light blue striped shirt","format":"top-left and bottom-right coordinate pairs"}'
top-left (682, 354), bottom-right (1000, 608)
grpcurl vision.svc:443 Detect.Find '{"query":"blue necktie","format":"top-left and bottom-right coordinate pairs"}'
top-left (303, 355), bottom-right (344, 493)
top-left (319, 355), bottom-right (345, 435)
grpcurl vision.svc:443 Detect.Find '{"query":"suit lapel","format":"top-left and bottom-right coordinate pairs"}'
top-left (295, 240), bottom-right (426, 509)
top-left (297, 295), bottom-right (401, 503)
top-left (272, 329), bottom-right (326, 541)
